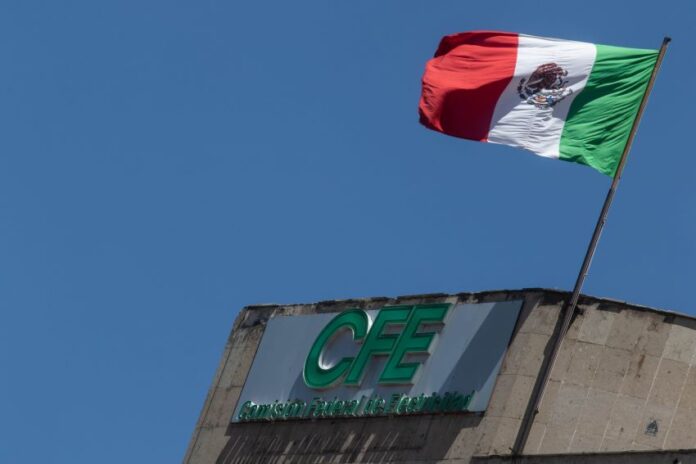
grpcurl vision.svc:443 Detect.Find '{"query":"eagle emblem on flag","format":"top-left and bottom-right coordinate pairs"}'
top-left (517, 63), bottom-right (573, 109)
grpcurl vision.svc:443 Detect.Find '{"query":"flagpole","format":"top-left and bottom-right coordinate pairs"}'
top-left (512, 36), bottom-right (671, 456)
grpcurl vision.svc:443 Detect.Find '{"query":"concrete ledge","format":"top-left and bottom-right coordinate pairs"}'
top-left (473, 449), bottom-right (696, 463)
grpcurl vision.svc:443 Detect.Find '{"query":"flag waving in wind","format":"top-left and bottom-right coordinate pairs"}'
top-left (419, 31), bottom-right (659, 176)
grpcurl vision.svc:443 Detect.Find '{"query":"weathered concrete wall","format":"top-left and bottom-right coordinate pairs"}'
top-left (528, 300), bottom-right (696, 454)
top-left (183, 289), bottom-right (696, 463)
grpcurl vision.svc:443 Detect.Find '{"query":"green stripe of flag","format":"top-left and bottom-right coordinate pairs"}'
top-left (559, 44), bottom-right (659, 176)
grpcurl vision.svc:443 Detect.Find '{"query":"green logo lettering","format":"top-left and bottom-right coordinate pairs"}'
top-left (303, 304), bottom-right (449, 389)
top-left (303, 309), bottom-right (369, 389)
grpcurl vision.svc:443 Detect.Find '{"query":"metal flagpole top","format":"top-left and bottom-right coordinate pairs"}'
top-left (512, 36), bottom-right (671, 456)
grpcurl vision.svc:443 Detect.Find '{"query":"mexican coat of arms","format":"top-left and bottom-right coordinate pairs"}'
top-left (517, 63), bottom-right (573, 109)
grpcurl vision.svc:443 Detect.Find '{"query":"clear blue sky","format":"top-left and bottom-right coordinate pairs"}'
top-left (0, 1), bottom-right (692, 462)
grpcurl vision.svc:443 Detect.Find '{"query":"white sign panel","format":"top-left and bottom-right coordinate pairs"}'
top-left (233, 300), bottom-right (522, 422)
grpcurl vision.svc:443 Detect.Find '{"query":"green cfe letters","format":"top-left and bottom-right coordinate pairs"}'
top-left (303, 304), bottom-right (450, 389)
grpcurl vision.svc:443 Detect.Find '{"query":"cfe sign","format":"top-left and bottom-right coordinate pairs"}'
top-left (304, 304), bottom-right (449, 389)
top-left (232, 300), bottom-right (522, 423)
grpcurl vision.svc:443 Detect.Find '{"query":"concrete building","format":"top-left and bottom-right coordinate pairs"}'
top-left (184, 289), bottom-right (696, 463)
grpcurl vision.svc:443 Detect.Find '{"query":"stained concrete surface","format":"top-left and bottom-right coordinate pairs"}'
top-left (184, 289), bottom-right (696, 463)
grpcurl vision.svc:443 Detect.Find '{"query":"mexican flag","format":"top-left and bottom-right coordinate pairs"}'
top-left (419, 31), bottom-right (659, 176)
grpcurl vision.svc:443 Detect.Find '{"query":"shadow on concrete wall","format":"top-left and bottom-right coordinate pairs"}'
top-left (217, 414), bottom-right (483, 463)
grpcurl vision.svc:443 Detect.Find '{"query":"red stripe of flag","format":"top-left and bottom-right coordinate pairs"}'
top-left (419, 31), bottom-right (519, 141)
